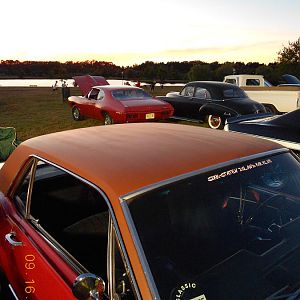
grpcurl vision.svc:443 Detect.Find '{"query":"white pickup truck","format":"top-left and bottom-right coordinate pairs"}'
top-left (224, 74), bottom-right (300, 114)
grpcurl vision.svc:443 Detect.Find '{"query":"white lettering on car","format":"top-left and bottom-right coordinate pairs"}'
top-left (175, 282), bottom-right (198, 299)
top-left (208, 159), bottom-right (272, 182)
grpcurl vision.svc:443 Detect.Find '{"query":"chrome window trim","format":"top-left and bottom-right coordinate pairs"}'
top-left (8, 284), bottom-right (19, 300)
top-left (121, 201), bottom-right (160, 299)
top-left (30, 218), bottom-right (88, 274)
top-left (18, 155), bottom-right (140, 298)
top-left (9, 157), bottom-right (35, 205)
top-left (119, 147), bottom-right (288, 299)
top-left (121, 148), bottom-right (288, 202)
top-left (108, 218), bottom-right (142, 300)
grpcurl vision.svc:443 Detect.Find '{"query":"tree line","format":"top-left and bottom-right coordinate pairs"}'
top-left (1, 38), bottom-right (299, 85)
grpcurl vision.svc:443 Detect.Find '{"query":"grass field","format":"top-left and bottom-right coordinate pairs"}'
top-left (0, 85), bottom-right (185, 141)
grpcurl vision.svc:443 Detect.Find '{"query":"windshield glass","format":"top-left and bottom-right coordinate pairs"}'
top-left (111, 89), bottom-right (151, 100)
top-left (126, 152), bottom-right (300, 299)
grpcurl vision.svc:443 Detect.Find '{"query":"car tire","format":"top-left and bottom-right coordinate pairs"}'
top-left (103, 113), bottom-right (114, 125)
top-left (72, 106), bottom-right (83, 121)
top-left (207, 115), bottom-right (224, 129)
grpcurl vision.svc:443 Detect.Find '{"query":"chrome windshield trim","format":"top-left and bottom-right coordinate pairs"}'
top-left (27, 155), bottom-right (140, 298)
top-left (121, 201), bottom-right (160, 300)
top-left (121, 148), bottom-right (288, 202)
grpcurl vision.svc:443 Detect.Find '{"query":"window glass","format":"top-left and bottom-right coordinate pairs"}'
top-left (246, 79), bottom-right (261, 86)
top-left (127, 152), bottom-right (300, 299)
top-left (88, 88), bottom-right (99, 100)
top-left (97, 89), bottom-right (105, 100)
top-left (225, 79), bottom-right (237, 85)
top-left (112, 89), bottom-right (151, 100)
top-left (223, 87), bottom-right (247, 99)
top-left (113, 233), bottom-right (137, 299)
top-left (28, 161), bottom-right (109, 278)
top-left (180, 86), bottom-right (194, 97)
top-left (194, 88), bottom-right (211, 100)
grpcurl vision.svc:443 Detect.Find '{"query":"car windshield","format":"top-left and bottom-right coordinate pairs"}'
top-left (126, 152), bottom-right (300, 299)
top-left (112, 89), bottom-right (151, 100)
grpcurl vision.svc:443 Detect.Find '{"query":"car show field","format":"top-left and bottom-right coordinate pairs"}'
top-left (0, 85), bottom-right (182, 141)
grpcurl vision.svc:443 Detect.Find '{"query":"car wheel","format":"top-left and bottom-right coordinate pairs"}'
top-left (103, 113), bottom-right (114, 125)
top-left (72, 106), bottom-right (82, 121)
top-left (207, 115), bottom-right (224, 129)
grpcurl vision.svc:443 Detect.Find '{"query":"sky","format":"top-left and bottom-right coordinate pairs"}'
top-left (1, 0), bottom-right (300, 66)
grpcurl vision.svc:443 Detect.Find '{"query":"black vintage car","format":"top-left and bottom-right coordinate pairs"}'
top-left (225, 108), bottom-right (300, 155)
top-left (157, 81), bottom-right (266, 129)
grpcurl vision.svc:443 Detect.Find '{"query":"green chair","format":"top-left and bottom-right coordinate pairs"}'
top-left (0, 127), bottom-right (19, 161)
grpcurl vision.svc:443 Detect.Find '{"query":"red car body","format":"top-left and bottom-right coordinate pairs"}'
top-left (68, 85), bottom-right (174, 125)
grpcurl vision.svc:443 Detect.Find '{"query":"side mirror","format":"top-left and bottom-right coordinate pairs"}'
top-left (72, 273), bottom-right (105, 300)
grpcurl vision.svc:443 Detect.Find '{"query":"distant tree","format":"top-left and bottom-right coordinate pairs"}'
top-left (188, 64), bottom-right (212, 81)
top-left (254, 65), bottom-right (275, 84)
top-left (214, 63), bottom-right (235, 81)
top-left (278, 37), bottom-right (300, 64)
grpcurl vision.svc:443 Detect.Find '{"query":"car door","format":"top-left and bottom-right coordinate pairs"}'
top-left (0, 157), bottom-right (140, 300)
top-left (79, 88), bottom-right (100, 118)
top-left (170, 86), bottom-right (195, 118)
top-left (0, 160), bottom-right (76, 299)
top-left (92, 88), bottom-right (105, 120)
top-left (189, 87), bottom-right (211, 119)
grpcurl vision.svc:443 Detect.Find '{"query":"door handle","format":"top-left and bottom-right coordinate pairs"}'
top-left (5, 232), bottom-right (23, 247)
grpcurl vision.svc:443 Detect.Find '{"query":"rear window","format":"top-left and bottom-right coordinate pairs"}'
top-left (223, 87), bottom-right (247, 99)
top-left (112, 89), bottom-right (151, 100)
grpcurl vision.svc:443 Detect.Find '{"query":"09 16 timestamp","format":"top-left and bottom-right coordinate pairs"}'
top-left (24, 254), bottom-right (36, 294)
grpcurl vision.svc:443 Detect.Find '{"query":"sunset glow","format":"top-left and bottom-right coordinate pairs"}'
top-left (1, 0), bottom-right (299, 66)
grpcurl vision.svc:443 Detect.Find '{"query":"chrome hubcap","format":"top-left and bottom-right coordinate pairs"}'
top-left (208, 115), bottom-right (221, 129)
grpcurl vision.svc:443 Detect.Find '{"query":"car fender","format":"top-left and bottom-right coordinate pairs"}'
top-left (199, 102), bottom-right (239, 118)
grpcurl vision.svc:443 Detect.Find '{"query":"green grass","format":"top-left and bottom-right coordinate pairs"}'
top-left (1, 85), bottom-right (193, 141)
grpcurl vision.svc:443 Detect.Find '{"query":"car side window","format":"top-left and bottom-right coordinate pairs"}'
top-left (97, 89), bottom-right (105, 100)
top-left (88, 88), bottom-right (99, 100)
top-left (246, 79), bottom-right (261, 86)
top-left (180, 86), bottom-right (194, 97)
top-left (15, 160), bottom-right (110, 280)
top-left (194, 87), bottom-right (211, 100)
top-left (225, 79), bottom-right (237, 85)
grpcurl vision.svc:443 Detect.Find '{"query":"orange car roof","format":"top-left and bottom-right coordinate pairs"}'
top-left (1, 123), bottom-right (283, 201)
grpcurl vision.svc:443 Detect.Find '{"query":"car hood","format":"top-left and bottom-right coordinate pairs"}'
top-left (73, 75), bottom-right (109, 95)
top-left (120, 98), bottom-right (172, 111)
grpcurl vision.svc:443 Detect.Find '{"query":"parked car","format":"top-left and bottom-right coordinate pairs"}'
top-left (2, 123), bottom-right (300, 299)
top-left (68, 85), bottom-right (174, 125)
top-left (157, 81), bottom-right (266, 129)
top-left (225, 108), bottom-right (300, 155)
top-left (224, 74), bottom-right (300, 114)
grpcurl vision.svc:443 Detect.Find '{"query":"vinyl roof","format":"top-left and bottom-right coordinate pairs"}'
top-left (2, 123), bottom-right (283, 201)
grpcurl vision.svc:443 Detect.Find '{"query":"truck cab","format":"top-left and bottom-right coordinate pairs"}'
top-left (224, 74), bottom-right (272, 87)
